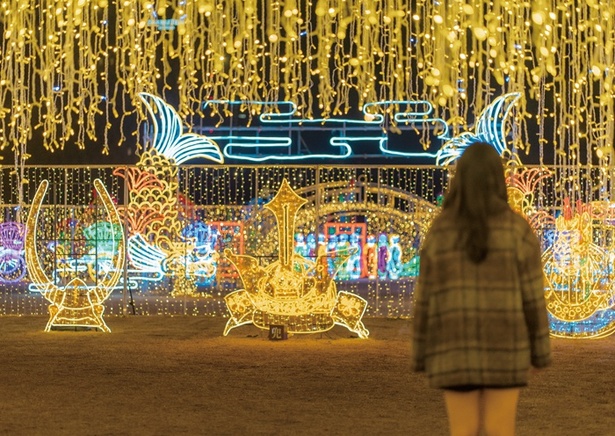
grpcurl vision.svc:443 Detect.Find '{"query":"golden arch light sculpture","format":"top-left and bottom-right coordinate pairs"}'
top-left (223, 179), bottom-right (369, 338)
top-left (25, 179), bottom-right (125, 332)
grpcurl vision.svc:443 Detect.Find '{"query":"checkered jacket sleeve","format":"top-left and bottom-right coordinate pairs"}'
top-left (411, 235), bottom-right (433, 372)
top-left (518, 223), bottom-right (551, 368)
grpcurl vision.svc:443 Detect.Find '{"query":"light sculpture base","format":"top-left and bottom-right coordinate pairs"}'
top-left (45, 284), bottom-right (110, 332)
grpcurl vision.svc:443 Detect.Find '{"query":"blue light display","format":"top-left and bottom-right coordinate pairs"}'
top-left (435, 92), bottom-right (521, 165)
top-left (139, 92), bottom-right (521, 164)
top-left (203, 99), bottom-right (450, 161)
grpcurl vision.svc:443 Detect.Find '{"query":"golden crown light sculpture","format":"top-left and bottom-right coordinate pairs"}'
top-left (25, 179), bottom-right (125, 332)
top-left (223, 179), bottom-right (369, 338)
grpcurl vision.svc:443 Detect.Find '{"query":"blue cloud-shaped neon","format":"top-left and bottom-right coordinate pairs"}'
top-left (203, 99), bottom-right (447, 161)
top-left (214, 135), bottom-right (352, 162)
top-left (198, 93), bottom-right (521, 164)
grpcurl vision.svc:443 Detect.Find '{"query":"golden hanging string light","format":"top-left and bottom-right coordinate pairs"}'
top-left (0, 0), bottom-right (615, 177)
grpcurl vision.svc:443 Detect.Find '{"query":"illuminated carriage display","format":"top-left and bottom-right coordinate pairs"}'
top-left (507, 169), bottom-right (615, 338)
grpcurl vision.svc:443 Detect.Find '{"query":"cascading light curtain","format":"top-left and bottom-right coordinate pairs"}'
top-left (1, 1), bottom-right (615, 192)
top-left (531, 0), bottom-right (615, 200)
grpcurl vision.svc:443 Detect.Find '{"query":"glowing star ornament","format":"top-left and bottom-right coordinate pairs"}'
top-left (223, 179), bottom-right (369, 338)
top-left (25, 179), bottom-right (125, 332)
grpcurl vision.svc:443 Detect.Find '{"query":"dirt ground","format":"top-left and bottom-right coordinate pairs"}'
top-left (0, 316), bottom-right (612, 436)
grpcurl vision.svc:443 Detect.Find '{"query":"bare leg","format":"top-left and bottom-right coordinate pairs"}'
top-left (443, 389), bottom-right (481, 436)
top-left (482, 388), bottom-right (521, 436)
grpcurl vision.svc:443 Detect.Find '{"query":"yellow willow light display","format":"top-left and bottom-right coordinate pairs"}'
top-left (2, 1), bottom-right (615, 173)
top-left (25, 178), bottom-right (125, 332)
top-left (223, 179), bottom-right (369, 338)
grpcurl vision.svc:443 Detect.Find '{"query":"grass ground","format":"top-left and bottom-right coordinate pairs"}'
top-left (0, 316), bottom-right (612, 435)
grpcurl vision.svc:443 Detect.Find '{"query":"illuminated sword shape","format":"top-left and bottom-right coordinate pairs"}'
top-left (263, 179), bottom-right (307, 269)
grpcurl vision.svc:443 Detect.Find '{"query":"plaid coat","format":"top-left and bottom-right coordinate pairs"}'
top-left (412, 208), bottom-right (551, 388)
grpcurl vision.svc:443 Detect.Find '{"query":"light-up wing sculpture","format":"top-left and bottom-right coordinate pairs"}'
top-left (140, 92), bottom-right (224, 165)
top-left (436, 92), bottom-right (521, 165)
top-left (223, 179), bottom-right (369, 338)
top-left (25, 179), bottom-right (125, 332)
top-left (126, 234), bottom-right (165, 282)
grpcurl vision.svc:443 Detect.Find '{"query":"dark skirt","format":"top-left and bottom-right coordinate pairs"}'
top-left (442, 384), bottom-right (526, 392)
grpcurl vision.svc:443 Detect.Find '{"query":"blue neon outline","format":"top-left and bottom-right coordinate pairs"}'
top-left (435, 92), bottom-right (521, 165)
top-left (139, 92), bottom-right (522, 164)
top-left (213, 135), bottom-right (352, 162)
top-left (203, 99), bottom-right (448, 160)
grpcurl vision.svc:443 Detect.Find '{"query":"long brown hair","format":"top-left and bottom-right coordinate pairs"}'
top-left (442, 142), bottom-right (510, 263)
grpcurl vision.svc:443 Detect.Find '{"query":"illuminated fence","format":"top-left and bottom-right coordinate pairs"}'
top-left (1, 164), bottom-right (614, 338)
